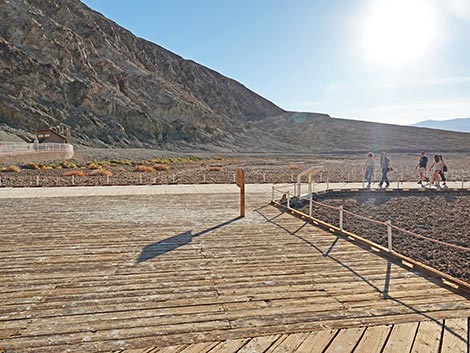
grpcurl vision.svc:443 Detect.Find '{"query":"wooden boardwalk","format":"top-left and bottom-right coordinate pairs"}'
top-left (0, 191), bottom-right (469, 352)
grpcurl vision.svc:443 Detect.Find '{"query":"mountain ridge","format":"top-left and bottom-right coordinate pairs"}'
top-left (412, 118), bottom-right (470, 133)
top-left (1, 0), bottom-right (469, 153)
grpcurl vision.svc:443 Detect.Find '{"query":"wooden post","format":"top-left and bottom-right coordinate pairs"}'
top-left (236, 169), bottom-right (245, 218)
top-left (309, 195), bottom-right (313, 217)
top-left (386, 220), bottom-right (393, 252)
top-left (339, 206), bottom-right (344, 231)
top-left (271, 186), bottom-right (275, 201)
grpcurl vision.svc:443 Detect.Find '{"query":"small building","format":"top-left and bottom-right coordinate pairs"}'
top-left (36, 126), bottom-right (70, 144)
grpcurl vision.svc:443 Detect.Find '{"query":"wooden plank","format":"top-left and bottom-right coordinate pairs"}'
top-left (382, 322), bottom-right (419, 353)
top-left (295, 330), bottom-right (338, 353)
top-left (323, 327), bottom-right (365, 353)
top-left (178, 342), bottom-right (219, 353)
top-left (265, 332), bottom-right (310, 352)
top-left (441, 317), bottom-right (469, 353)
top-left (353, 325), bottom-right (392, 353)
top-left (207, 338), bottom-right (250, 352)
top-left (237, 335), bottom-right (284, 353)
top-left (410, 320), bottom-right (443, 353)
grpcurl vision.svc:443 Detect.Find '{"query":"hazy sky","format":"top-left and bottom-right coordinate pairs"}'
top-left (81, 0), bottom-right (470, 125)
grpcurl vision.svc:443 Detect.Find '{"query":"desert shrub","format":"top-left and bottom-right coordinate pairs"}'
top-left (153, 164), bottom-right (170, 172)
top-left (60, 160), bottom-right (77, 169)
top-left (5, 165), bottom-right (21, 173)
top-left (288, 165), bottom-right (300, 170)
top-left (134, 165), bottom-right (155, 173)
top-left (63, 170), bottom-right (87, 177)
top-left (208, 166), bottom-right (224, 172)
top-left (86, 163), bottom-right (100, 170)
top-left (110, 159), bottom-right (132, 165)
top-left (89, 168), bottom-right (113, 177)
top-left (24, 163), bottom-right (41, 170)
top-left (0, 166), bottom-right (6, 172)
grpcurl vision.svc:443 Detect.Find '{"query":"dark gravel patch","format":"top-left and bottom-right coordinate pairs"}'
top-left (299, 190), bottom-right (470, 283)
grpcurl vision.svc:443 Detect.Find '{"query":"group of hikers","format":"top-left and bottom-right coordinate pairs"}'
top-left (363, 151), bottom-right (448, 188)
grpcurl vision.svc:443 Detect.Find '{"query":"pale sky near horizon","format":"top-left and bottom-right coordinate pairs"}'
top-left (81, 0), bottom-right (470, 125)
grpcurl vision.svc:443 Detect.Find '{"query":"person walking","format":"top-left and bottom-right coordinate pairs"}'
top-left (429, 154), bottom-right (443, 186)
top-left (363, 152), bottom-right (374, 188)
top-left (379, 152), bottom-right (391, 188)
top-left (439, 155), bottom-right (447, 186)
top-left (415, 151), bottom-right (428, 184)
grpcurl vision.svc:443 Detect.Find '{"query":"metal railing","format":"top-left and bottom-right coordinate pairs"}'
top-left (0, 142), bottom-right (73, 154)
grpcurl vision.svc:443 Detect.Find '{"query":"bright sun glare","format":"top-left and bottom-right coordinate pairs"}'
top-left (361, 0), bottom-right (439, 70)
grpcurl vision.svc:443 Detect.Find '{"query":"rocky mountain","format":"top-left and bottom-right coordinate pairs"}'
top-left (412, 118), bottom-right (470, 133)
top-left (1, 0), bottom-right (470, 153)
top-left (0, 0), bottom-right (284, 149)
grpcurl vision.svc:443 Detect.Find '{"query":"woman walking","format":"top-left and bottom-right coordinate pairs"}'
top-left (363, 152), bottom-right (374, 188)
top-left (379, 152), bottom-right (391, 188)
top-left (429, 154), bottom-right (443, 186)
top-left (439, 155), bottom-right (447, 186)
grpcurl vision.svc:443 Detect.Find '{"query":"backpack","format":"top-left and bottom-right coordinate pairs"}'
top-left (443, 164), bottom-right (448, 172)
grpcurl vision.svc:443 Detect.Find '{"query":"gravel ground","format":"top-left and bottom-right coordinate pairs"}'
top-left (299, 190), bottom-right (470, 283)
top-left (1, 152), bottom-right (470, 187)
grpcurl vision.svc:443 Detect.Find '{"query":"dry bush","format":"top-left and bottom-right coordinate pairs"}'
top-left (288, 165), bottom-right (300, 170)
top-left (153, 164), bottom-right (170, 172)
top-left (87, 163), bottom-right (100, 170)
top-left (0, 166), bottom-right (6, 172)
top-left (89, 168), bottom-right (113, 177)
top-left (208, 166), bottom-right (224, 172)
top-left (5, 165), bottom-right (21, 173)
top-left (63, 170), bottom-right (87, 177)
top-left (134, 165), bottom-right (155, 173)
top-left (24, 163), bottom-right (41, 170)
top-left (60, 160), bottom-right (77, 169)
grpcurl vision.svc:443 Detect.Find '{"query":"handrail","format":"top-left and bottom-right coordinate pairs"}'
top-left (306, 196), bottom-right (470, 252)
top-left (0, 142), bottom-right (73, 154)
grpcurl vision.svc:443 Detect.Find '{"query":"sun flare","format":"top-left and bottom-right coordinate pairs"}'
top-left (361, 0), bottom-right (439, 70)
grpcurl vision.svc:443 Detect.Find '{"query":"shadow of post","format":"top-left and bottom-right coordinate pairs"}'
top-left (137, 217), bottom-right (241, 263)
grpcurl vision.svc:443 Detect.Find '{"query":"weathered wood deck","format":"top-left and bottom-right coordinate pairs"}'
top-left (0, 191), bottom-right (469, 352)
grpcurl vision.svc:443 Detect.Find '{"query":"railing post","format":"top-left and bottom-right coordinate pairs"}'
top-left (36, 175), bottom-right (39, 187)
top-left (309, 195), bottom-right (313, 217)
top-left (287, 191), bottom-right (290, 208)
top-left (71, 174), bottom-right (75, 186)
top-left (320, 171), bottom-right (323, 182)
top-left (263, 172), bottom-right (266, 183)
top-left (339, 206), bottom-right (344, 231)
top-left (326, 178), bottom-right (330, 190)
top-left (308, 174), bottom-right (312, 194)
top-left (386, 220), bottom-right (393, 252)
top-left (272, 186), bottom-right (275, 201)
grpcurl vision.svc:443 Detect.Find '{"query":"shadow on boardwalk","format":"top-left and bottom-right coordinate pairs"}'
top-left (137, 217), bottom-right (241, 263)
top-left (255, 203), bottom-right (470, 346)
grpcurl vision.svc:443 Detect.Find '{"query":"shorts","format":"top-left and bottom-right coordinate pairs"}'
top-left (419, 167), bottom-right (426, 173)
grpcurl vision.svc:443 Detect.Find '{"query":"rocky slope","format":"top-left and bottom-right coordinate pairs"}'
top-left (1, 0), bottom-right (469, 153)
top-left (0, 0), bottom-right (284, 148)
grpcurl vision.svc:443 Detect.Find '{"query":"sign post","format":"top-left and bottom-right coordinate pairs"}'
top-left (236, 169), bottom-right (245, 218)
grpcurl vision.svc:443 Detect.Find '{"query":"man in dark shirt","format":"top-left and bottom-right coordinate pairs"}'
top-left (415, 152), bottom-right (428, 184)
